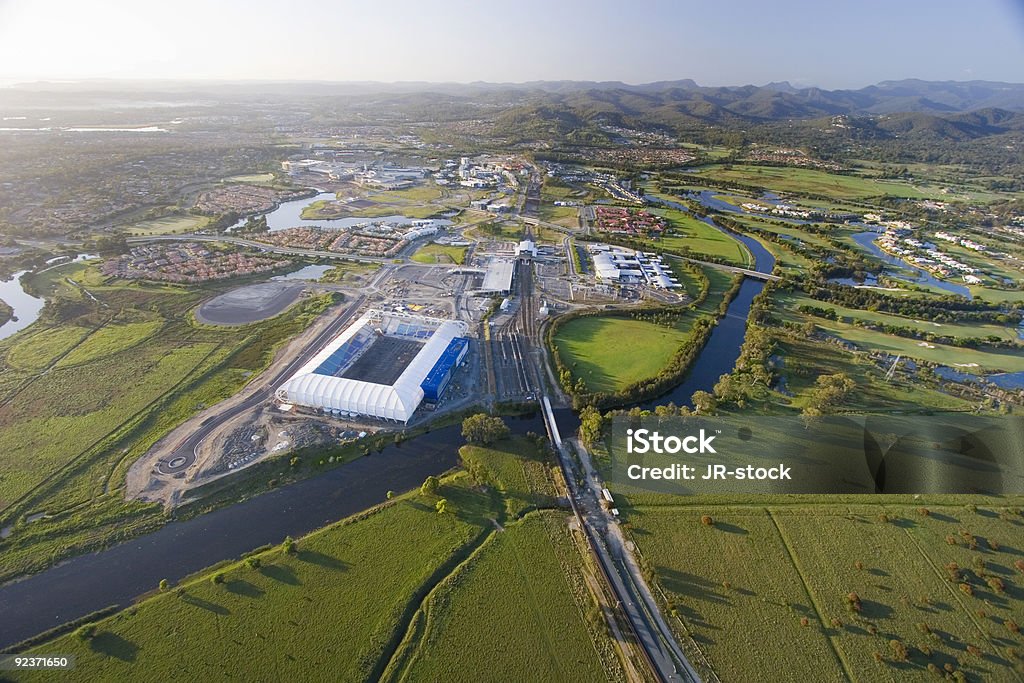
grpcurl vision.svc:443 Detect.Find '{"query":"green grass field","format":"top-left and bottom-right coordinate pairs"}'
top-left (691, 164), bottom-right (984, 202)
top-left (777, 291), bottom-right (1023, 344)
top-left (465, 221), bottom-right (524, 242)
top-left (777, 295), bottom-right (1024, 373)
top-left (627, 503), bottom-right (1024, 681)
top-left (317, 261), bottom-right (380, 284)
top-left (124, 215), bottom-right (211, 236)
top-left (540, 204), bottom-right (580, 228)
top-left (0, 262), bottom-right (342, 583)
top-left (553, 316), bottom-right (695, 394)
top-left (302, 184), bottom-right (447, 221)
top-left (17, 437), bottom-right (622, 683)
top-left (222, 173), bottom-right (276, 184)
top-left (774, 335), bottom-right (973, 413)
top-left (648, 207), bottom-right (750, 266)
top-left (410, 243), bottom-right (468, 264)
top-left (388, 513), bottom-right (610, 683)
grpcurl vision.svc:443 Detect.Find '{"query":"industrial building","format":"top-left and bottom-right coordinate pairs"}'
top-left (589, 244), bottom-right (681, 289)
top-left (275, 310), bottom-right (468, 422)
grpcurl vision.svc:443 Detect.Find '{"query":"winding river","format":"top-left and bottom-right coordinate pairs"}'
top-left (640, 195), bottom-right (776, 408)
top-left (0, 271), bottom-right (44, 341)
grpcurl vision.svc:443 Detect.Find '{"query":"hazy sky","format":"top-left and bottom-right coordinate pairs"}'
top-left (1, 0), bottom-right (1023, 88)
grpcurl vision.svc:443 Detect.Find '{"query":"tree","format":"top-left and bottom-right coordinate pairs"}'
top-left (212, 572), bottom-right (225, 585)
top-left (421, 475), bottom-right (440, 496)
top-left (159, 579), bottom-right (169, 592)
top-left (435, 498), bottom-right (449, 514)
top-left (461, 414), bottom-right (510, 446)
top-left (691, 391), bottom-right (717, 415)
top-left (462, 455), bottom-right (491, 487)
top-left (578, 405), bottom-right (605, 448)
top-left (386, 490), bottom-right (395, 500)
top-left (245, 557), bottom-right (261, 570)
top-left (76, 624), bottom-right (96, 641)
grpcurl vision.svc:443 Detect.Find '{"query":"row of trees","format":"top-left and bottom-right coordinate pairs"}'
top-left (793, 277), bottom-right (1022, 323)
top-left (798, 304), bottom-right (1019, 350)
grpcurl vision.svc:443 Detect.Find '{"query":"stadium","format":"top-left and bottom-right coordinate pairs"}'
top-left (275, 309), bottom-right (469, 422)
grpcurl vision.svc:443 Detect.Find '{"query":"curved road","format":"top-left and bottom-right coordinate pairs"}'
top-left (156, 290), bottom-right (371, 478)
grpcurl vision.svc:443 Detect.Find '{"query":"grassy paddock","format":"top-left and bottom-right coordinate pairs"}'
top-left (628, 503), bottom-right (1024, 682)
top-left (124, 215), bottom-right (211, 236)
top-left (16, 437), bottom-right (619, 682)
top-left (553, 316), bottom-right (695, 394)
top-left (410, 243), bottom-right (467, 264)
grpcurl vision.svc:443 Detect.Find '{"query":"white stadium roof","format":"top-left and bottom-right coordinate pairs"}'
top-left (276, 310), bottom-right (467, 422)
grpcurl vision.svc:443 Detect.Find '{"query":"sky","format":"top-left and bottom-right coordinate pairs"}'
top-left (1, 0), bottom-right (1023, 88)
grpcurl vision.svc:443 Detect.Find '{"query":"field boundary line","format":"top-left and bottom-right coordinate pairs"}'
top-left (767, 507), bottom-right (856, 683)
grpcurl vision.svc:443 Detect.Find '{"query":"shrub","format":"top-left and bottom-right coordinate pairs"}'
top-left (889, 639), bottom-right (908, 661)
top-left (283, 536), bottom-right (297, 554)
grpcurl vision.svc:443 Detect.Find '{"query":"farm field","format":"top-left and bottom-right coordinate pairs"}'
top-left (16, 437), bottom-right (620, 683)
top-left (625, 503), bottom-right (1024, 682)
top-left (388, 512), bottom-right (610, 683)
top-left (549, 263), bottom-right (733, 397)
top-left (222, 173), bottom-right (277, 184)
top-left (410, 243), bottom-right (468, 264)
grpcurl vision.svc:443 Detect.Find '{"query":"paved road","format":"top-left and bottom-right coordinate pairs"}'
top-left (126, 231), bottom-right (487, 269)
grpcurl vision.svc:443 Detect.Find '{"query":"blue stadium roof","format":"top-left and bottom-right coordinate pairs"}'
top-left (420, 337), bottom-right (469, 396)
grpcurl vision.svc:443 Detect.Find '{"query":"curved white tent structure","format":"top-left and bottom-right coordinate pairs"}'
top-left (276, 310), bottom-right (467, 422)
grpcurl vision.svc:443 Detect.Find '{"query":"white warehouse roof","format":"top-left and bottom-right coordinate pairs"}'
top-left (275, 310), bottom-right (467, 422)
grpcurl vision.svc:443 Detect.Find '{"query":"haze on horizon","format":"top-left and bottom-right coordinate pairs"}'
top-left (1, 0), bottom-right (1023, 89)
